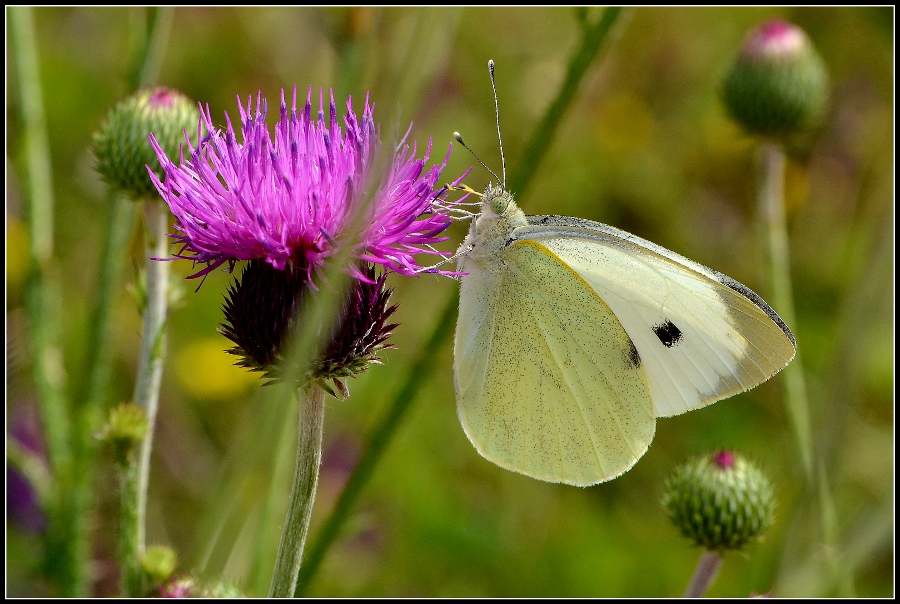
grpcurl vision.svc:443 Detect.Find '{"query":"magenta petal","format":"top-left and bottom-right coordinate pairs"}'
top-left (149, 88), bottom-right (468, 281)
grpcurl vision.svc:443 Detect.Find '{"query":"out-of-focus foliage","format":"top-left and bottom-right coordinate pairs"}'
top-left (7, 7), bottom-right (893, 597)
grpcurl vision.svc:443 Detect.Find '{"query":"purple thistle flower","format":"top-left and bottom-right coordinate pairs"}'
top-left (148, 87), bottom-right (464, 281)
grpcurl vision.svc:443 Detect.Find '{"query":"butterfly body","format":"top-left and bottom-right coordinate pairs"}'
top-left (453, 184), bottom-right (796, 486)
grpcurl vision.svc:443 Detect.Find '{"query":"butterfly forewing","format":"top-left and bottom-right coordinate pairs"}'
top-left (517, 216), bottom-right (796, 418)
top-left (454, 239), bottom-right (655, 486)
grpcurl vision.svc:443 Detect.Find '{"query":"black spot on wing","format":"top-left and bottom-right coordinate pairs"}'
top-left (626, 337), bottom-right (641, 368)
top-left (652, 319), bottom-right (682, 348)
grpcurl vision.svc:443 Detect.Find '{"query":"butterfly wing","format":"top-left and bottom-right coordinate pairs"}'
top-left (454, 239), bottom-right (655, 486)
top-left (517, 216), bottom-right (797, 418)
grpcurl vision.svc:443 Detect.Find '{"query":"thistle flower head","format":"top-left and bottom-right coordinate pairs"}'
top-left (148, 87), bottom-right (464, 281)
top-left (662, 449), bottom-right (776, 552)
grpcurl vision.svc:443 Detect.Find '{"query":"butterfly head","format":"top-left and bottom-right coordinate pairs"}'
top-left (484, 182), bottom-right (514, 216)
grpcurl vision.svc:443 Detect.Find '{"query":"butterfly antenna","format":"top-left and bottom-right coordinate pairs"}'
top-left (453, 131), bottom-right (502, 186)
top-left (488, 59), bottom-right (507, 189)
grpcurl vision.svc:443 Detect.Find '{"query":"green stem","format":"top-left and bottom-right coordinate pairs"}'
top-left (758, 143), bottom-right (843, 594)
top-left (124, 7), bottom-right (173, 90)
top-left (70, 192), bottom-right (137, 593)
top-left (757, 143), bottom-right (813, 480)
top-left (249, 400), bottom-right (299, 595)
top-left (119, 459), bottom-right (143, 597)
top-left (137, 7), bottom-right (173, 88)
top-left (507, 6), bottom-right (625, 198)
top-left (133, 199), bottom-right (171, 554)
top-left (11, 6), bottom-right (54, 266)
top-left (293, 9), bottom-right (625, 595)
top-left (269, 386), bottom-right (327, 598)
top-left (293, 291), bottom-right (457, 596)
top-left (11, 3), bottom-right (68, 493)
top-left (71, 6), bottom-right (171, 594)
top-left (11, 6), bottom-right (79, 596)
top-left (683, 550), bottom-right (722, 598)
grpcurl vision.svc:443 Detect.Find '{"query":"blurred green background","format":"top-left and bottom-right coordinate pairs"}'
top-left (7, 7), bottom-right (893, 597)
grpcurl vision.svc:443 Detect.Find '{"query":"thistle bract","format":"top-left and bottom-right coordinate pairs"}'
top-left (219, 261), bottom-right (398, 397)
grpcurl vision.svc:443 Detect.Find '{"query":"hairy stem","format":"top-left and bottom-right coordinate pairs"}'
top-left (133, 199), bottom-right (171, 554)
top-left (270, 386), bottom-right (327, 598)
top-left (757, 143), bottom-right (813, 480)
top-left (119, 459), bottom-right (142, 597)
top-left (11, 6), bottom-right (78, 595)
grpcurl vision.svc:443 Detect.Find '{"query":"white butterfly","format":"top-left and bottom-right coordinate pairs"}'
top-left (453, 183), bottom-right (796, 486)
top-left (451, 63), bottom-right (795, 487)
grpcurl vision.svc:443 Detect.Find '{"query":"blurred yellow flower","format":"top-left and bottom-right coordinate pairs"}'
top-left (174, 338), bottom-right (260, 401)
top-left (6, 218), bottom-right (29, 295)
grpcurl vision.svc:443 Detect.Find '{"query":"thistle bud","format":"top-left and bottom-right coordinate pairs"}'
top-left (141, 544), bottom-right (177, 585)
top-left (99, 403), bottom-right (148, 466)
top-left (93, 87), bottom-right (199, 200)
top-left (158, 576), bottom-right (247, 598)
top-left (662, 450), bottom-right (776, 552)
top-left (721, 20), bottom-right (828, 138)
top-left (158, 576), bottom-right (195, 598)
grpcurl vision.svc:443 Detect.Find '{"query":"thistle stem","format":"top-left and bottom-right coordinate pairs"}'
top-left (119, 459), bottom-right (142, 597)
top-left (71, 192), bottom-right (137, 594)
top-left (757, 142), bottom-right (813, 481)
top-left (11, 6), bottom-right (79, 595)
top-left (270, 386), bottom-right (327, 598)
top-left (759, 143), bottom-right (844, 594)
top-left (293, 291), bottom-right (457, 596)
top-left (133, 199), bottom-right (171, 554)
top-left (12, 2), bottom-right (67, 487)
top-left (683, 550), bottom-right (722, 598)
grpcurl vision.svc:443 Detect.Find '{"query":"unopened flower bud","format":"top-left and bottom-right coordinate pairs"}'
top-left (721, 20), bottom-right (828, 138)
top-left (99, 403), bottom-right (148, 466)
top-left (662, 450), bottom-right (776, 552)
top-left (141, 544), bottom-right (177, 585)
top-left (93, 87), bottom-right (198, 200)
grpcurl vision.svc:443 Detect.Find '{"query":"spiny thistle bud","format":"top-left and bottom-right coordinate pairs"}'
top-left (158, 576), bottom-right (195, 598)
top-left (721, 20), bottom-right (828, 139)
top-left (200, 581), bottom-right (248, 598)
top-left (662, 450), bottom-right (776, 552)
top-left (93, 87), bottom-right (199, 200)
top-left (158, 576), bottom-right (247, 598)
top-left (219, 261), bottom-right (398, 398)
top-left (99, 402), bottom-right (148, 466)
top-left (141, 544), bottom-right (177, 585)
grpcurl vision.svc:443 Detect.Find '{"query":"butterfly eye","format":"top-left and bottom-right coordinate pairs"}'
top-left (489, 190), bottom-right (510, 215)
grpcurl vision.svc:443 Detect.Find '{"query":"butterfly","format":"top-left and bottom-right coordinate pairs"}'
top-left (451, 62), bottom-right (796, 487)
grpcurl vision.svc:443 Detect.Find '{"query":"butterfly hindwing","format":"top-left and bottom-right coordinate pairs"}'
top-left (454, 239), bottom-right (655, 486)
top-left (516, 216), bottom-right (796, 418)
